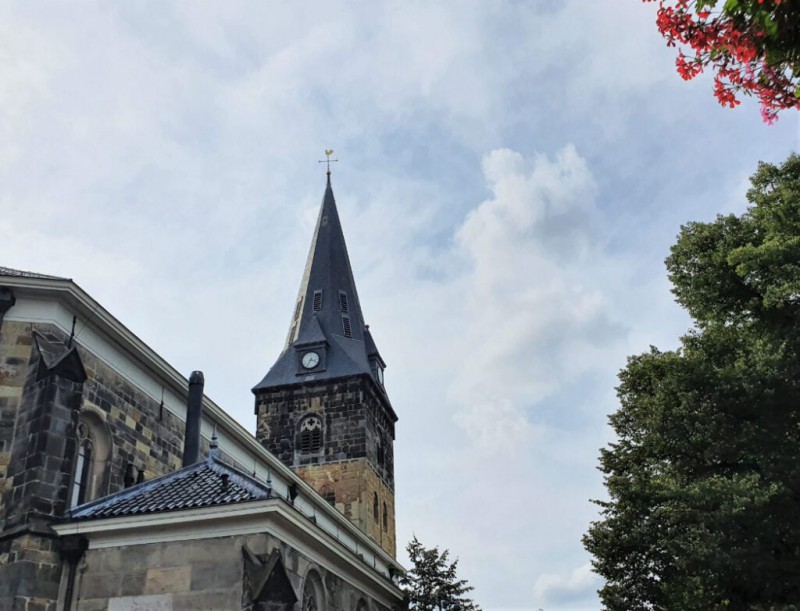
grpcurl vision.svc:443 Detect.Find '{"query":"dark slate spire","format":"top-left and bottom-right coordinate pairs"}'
top-left (254, 177), bottom-right (386, 391)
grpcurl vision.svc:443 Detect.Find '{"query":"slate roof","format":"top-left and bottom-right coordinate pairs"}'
top-left (67, 452), bottom-right (274, 521)
top-left (0, 266), bottom-right (68, 281)
top-left (253, 177), bottom-right (387, 391)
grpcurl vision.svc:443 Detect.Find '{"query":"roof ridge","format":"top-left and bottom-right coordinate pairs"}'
top-left (0, 266), bottom-right (69, 281)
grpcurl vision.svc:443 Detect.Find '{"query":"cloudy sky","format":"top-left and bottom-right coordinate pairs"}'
top-left (1, 2), bottom-right (798, 609)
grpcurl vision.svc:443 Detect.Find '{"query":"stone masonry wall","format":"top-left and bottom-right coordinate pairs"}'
top-left (255, 376), bottom-right (395, 489)
top-left (73, 531), bottom-right (391, 611)
top-left (296, 461), bottom-right (397, 557)
top-left (79, 334), bottom-right (186, 490)
top-left (255, 375), bottom-right (397, 556)
top-left (0, 533), bottom-right (61, 611)
top-left (1, 322), bottom-right (192, 611)
top-left (0, 321), bottom-right (34, 523)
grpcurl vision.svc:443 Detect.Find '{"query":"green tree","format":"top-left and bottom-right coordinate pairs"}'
top-left (402, 536), bottom-right (482, 611)
top-left (584, 154), bottom-right (800, 609)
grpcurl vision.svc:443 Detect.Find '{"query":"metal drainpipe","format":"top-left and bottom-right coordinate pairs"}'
top-left (181, 371), bottom-right (205, 467)
top-left (59, 534), bottom-right (89, 611)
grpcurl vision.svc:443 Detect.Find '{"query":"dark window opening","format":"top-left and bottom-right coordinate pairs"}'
top-left (70, 438), bottom-right (92, 507)
top-left (373, 493), bottom-right (379, 521)
top-left (299, 416), bottom-right (323, 454)
top-left (377, 433), bottom-right (385, 469)
top-left (383, 502), bottom-right (388, 531)
top-left (339, 291), bottom-right (349, 313)
top-left (313, 290), bottom-right (323, 311)
top-left (342, 315), bottom-right (352, 337)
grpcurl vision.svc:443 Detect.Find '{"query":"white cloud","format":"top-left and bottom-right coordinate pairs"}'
top-left (533, 563), bottom-right (602, 610)
top-left (447, 146), bottom-right (619, 449)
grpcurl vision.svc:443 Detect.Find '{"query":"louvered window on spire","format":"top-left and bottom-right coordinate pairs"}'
top-left (338, 291), bottom-right (349, 313)
top-left (299, 416), bottom-right (322, 454)
top-left (342, 315), bottom-right (352, 337)
top-left (313, 290), bottom-right (323, 311)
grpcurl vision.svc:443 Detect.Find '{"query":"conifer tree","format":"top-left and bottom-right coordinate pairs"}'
top-left (403, 536), bottom-right (482, 611)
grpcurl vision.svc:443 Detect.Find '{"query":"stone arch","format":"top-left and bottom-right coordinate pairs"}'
top-left (70, 408), bottom-right (112, 506)
top-left (301, 568), bottom-right (326, 611)
top-left (355, 598), bottom-right (369, 611)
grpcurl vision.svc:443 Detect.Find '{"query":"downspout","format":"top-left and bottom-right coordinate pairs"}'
top-left (181, 371), bottom-right (205, 467)
top-left (59, 534), bottom-right (88, 611)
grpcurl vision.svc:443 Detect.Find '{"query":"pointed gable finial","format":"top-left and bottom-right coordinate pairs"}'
top-left (318, 149), bottom-right (338, 177)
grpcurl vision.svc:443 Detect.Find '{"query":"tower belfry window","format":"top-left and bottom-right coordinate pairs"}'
top-left (299, 416), bottom-right (323, 454)
top-left (338, 291), bottom-right (349, 313)
top-left (313, 290), bottom-right (323, 311)
top-left (342, 315), bottom-right (352, 337)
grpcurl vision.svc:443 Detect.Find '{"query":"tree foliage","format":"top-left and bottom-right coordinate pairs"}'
top-left (584, 154), bottom-right (800, 609)
top-left (643, 0), bottom-right (800, 123)
top-left (402, 536), bottom-right (482, 610)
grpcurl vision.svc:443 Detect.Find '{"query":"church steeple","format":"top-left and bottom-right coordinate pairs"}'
top-left (253, 173), bottom-right (398, 557)
top-left (254, 177), bottom-right (386, 390)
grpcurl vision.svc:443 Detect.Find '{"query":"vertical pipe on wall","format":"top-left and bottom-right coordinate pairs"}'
top-left (182, 370), bottom-right (204, 467)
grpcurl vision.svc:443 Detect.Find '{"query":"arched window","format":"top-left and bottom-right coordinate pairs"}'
top-left (383, 502), bottom-right (388, 532)
top-left (373, 493), bottom-right (379, 521)
top-left (70, 423), bottom-right (93, 507)
top-left (355, 600), bottom-right (368, 611)
top-left (302, 584), bottom-right (318, 611)
top-left (302, 570), bottom-right (325, 611)
top-left (299, 415), bottom-right (323, 454)
top-left (70, 410), bottom-right (111, 507)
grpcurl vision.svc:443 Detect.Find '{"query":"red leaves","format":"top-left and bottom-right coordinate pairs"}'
top-left (643, 0), bottom-right (800, 123)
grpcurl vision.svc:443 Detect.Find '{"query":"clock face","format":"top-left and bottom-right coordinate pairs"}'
top-left (302, 351), bottom-right (320, 369)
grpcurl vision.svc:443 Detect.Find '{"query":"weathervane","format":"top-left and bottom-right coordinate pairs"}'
top-left (318, 149), bottom-right (338, 176)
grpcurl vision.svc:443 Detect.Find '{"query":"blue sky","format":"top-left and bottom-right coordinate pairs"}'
top-left (1, 2), bottom-right (798, 609)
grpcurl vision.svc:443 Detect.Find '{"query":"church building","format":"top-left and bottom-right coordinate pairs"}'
top-left (0, 175), bottom-right (404, 610)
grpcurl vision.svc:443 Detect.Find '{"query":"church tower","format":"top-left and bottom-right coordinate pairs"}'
top-left (254, 175), bottom-right (397, 556)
